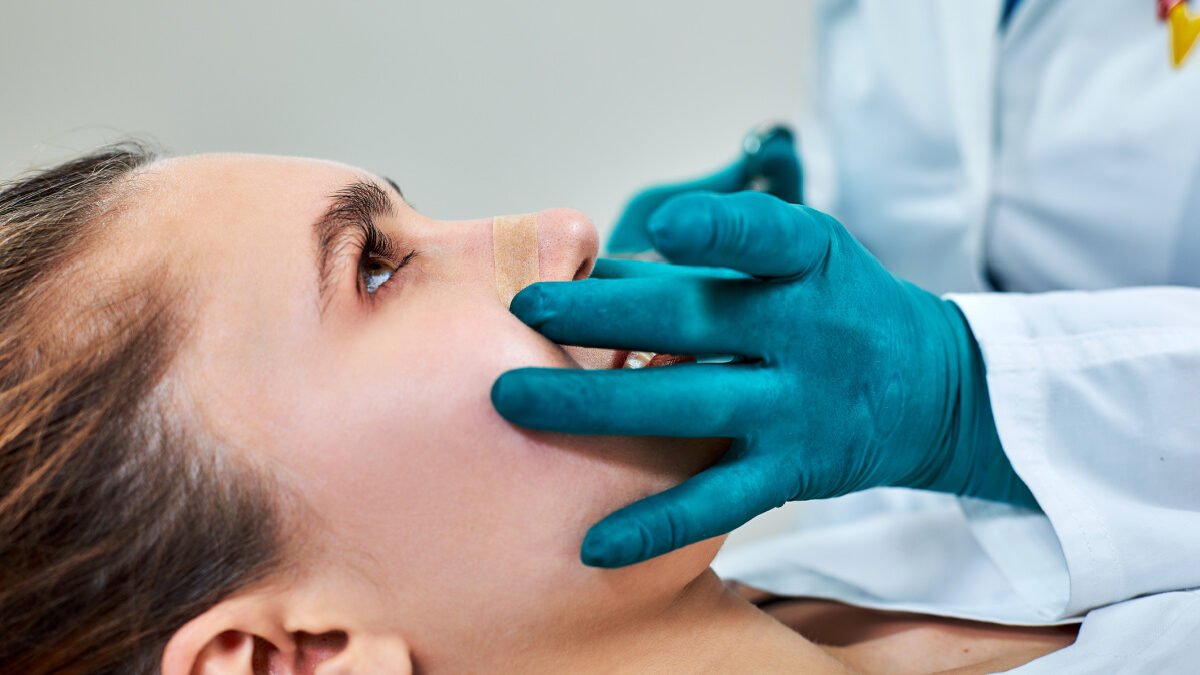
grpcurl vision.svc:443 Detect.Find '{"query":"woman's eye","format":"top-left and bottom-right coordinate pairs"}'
top-left (363, 255), bottom-right (397, 294)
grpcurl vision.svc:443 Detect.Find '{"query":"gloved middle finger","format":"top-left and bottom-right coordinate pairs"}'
top-left (491, 362), bottom-right (771, 437)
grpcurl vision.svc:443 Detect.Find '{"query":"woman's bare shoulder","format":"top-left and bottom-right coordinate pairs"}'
top-left (726, 582), bottom-right (1077, 675)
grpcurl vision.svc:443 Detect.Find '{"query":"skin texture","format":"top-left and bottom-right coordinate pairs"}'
top-left (92, 154), bottom-right (1070, 673)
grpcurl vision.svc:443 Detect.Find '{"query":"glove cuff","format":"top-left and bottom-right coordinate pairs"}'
top-left (932, 300), bottom-right (1040, 509)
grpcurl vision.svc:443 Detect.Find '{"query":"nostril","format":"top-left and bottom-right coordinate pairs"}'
top-left (573, 256), bottom-right (595, 281)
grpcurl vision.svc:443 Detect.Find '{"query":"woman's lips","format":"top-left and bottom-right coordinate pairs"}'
top-left (608, 349), bottom-right (696, 369)
top-left (646, 352), bottom-right (695, 367)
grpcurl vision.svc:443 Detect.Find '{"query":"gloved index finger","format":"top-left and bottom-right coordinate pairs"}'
top-left (510, 276), bottom-right (755, 358)
top-left (647, 191), bottom-right (835, 280)
top-left (590, 257), bottom-right (751, 281)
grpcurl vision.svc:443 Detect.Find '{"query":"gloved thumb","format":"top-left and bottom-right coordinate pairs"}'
top-left (647, 191), bottom-right (833, 279)
top-left (607, 159), bottom-right (748, 254)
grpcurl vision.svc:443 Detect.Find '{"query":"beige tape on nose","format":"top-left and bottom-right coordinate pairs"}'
top-left (492, 213), bottom-right (541, 307)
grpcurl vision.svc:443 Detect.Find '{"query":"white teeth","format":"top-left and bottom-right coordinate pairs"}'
top-left (622, 351), bottom-right (656, 369)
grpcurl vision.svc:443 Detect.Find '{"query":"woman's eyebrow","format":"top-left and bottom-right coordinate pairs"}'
top-left (384, 176), bottom-right (404, 200)
top-left (313, 179), bottom-right (399, 315)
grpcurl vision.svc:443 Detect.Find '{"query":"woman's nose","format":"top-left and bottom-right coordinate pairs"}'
top-left (535, 208), bottom-right (598, 282)
top-left (489, 208), bottom-right (598, 307)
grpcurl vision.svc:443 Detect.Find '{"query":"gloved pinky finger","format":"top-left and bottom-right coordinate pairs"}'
top-left (580, 454), bottom-right (790, 568)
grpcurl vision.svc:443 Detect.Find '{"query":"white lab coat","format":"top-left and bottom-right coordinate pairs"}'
top-left (713, 0), bottom-right (1200, 671)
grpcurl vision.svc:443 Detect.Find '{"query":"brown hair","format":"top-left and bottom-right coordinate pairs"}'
top-left (0, 144), bottom-right (290, 674)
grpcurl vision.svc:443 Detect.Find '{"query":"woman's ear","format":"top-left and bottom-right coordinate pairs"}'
top-left (305, 633), bottom-right (414, 675)
top-left (161, 592), bottom-right (414, 675)
top-left (161, 595), bottom-right (293, 675)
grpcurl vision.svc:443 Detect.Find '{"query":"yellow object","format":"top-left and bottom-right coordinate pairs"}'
top-left (1169, 2), bottom-right (1200, 68)
top-left (492, 213), bottom-right (541, 307)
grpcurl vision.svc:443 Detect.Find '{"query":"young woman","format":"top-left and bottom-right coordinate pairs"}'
top-left (0, 144), bottom-right (1075, 673)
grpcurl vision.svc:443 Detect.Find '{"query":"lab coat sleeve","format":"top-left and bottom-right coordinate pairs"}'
top-left (1005, 589), bottom-right (1200, 674)
top-left (946, 287), bottom-right (1200, 619)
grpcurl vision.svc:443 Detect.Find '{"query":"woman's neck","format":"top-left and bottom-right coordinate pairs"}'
top-left (500, 568), bottom-right (852, 674)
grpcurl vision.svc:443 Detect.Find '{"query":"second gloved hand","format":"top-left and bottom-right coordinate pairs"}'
top-left (492, 192), bottom-right (1039, 567)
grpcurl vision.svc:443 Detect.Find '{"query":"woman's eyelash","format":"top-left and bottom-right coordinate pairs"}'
top-left (358, 218), bottom-right (397, 260)
top-left (355, 220), bottom-right (417, 295)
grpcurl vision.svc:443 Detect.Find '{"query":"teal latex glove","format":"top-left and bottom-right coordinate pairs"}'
top-left (491, 192), bottom-right (1040, 568)
top-left (607, 124), bottom-right (802, 254)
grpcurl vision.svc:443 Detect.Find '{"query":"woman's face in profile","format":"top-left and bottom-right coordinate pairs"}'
top-left (120, 154), bottom-right (726, 646)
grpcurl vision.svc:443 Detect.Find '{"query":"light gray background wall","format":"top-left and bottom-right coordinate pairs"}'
top-left (0, 0), bottom-right (812, 548)
top-left (1, 0), bottom-right (812, 233)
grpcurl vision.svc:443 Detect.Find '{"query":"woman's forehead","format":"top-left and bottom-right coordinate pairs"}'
top-left (119, 155), bottom-right (356, 369)
top-left (143, 157), bottom-right (355, 437)
top-left (117, 155), bottom-right (363, 260)
top-left (150, 154), bottom-right (364, 209)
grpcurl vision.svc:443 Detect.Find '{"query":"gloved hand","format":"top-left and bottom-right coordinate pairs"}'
top-left (491, 192), bottom-right (1040, 568)
top-left (607, 124), bottom-right (803, 254)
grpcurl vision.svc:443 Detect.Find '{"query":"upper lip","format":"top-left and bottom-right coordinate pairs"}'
top-left (608, 349), bottom-right (631, 370)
